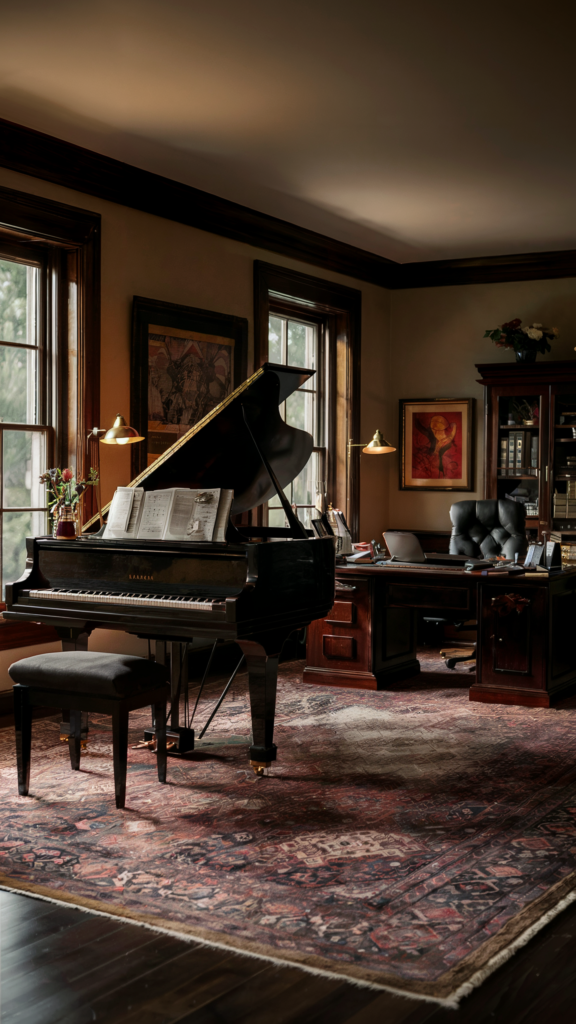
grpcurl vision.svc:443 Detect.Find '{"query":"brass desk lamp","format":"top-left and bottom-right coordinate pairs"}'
top-left (347, 429), bottom-right (396, 458)
top-left (87, 415), bottom-right (145, 526)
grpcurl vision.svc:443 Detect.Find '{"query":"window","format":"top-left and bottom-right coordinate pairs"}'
top-left (0, 184), bottom-right (100, 635)
top-left (267, 314), bottom-right (325, 530)
top-left (254, 262), bottom-right (361, 536)
top-left (0, 255), bottom-right (48, 597)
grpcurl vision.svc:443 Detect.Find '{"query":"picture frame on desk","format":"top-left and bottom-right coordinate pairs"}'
top-left (399, 397), bottom-right (474, 491)
top-left (130, 296), bottom-right (248, 477)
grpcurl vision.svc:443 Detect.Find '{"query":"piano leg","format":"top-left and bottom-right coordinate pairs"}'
top-left (237, 640), bottom-right (279, 775)
top-left (57, 629), bottom-right (91, 746)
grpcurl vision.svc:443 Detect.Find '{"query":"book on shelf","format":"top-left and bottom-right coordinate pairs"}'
top-left (500, 435), bottom-right (508, 471)
top-left (508, 432), bottom-right (516, 471)
top-left (103, 487), bottom-right (234, 542)
top-left (515, 431), bottom-right (523, 472)
top-left (531, 434), bottom-right (538, 470)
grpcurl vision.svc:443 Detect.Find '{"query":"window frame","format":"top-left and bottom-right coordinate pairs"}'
top-left (254, 261), bottom-right (361, 538)
top-left (266, 308), bottom-right (326, 529)
top-left (0, 185), bottom-right (100, 643)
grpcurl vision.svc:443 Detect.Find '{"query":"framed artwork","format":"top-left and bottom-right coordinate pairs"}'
top-left (399, 398), bottom-right (474, 491)
top-left (130, 296), bottom-right (248, 477)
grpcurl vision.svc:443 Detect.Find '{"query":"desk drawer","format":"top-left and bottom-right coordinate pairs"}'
top-left (388, 583), bottom-right (471, 612)
top-left (306, 579), bottom-right (372, 672)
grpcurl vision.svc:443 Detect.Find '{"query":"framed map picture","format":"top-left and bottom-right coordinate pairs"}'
top-left (399, 398), bottom-right (474, 491)
top-left (131, 296), bottom-right (248, 477)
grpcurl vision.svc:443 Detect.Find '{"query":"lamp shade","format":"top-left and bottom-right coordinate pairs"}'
top-left (362, 429), bottom-right (396, 454)
top-left (100, 415), bottom-right (144, 446)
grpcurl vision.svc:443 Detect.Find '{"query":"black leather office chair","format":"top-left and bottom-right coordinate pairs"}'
top-left (434, 499), bottom-right (527, 669)
top-left (449, 498), bottom-right (527, 559)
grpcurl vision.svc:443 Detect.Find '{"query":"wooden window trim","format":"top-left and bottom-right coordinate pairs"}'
top-left (254, 261), bottom-right (361, 538)
top-left (0, 185), bottom-right (100, 648)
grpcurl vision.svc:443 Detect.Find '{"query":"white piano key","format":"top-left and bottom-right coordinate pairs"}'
top-left (28, 588), bottom-right (218, 613)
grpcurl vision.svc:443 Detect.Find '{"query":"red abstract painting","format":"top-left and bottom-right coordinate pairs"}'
top-left (411, 410), bottom-right (463, 479)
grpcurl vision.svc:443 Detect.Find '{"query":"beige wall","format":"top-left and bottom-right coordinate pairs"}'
top-left (0, 166), bottom-right (391, 542)
top-left (0, 165), bottom-right (391, 684)
top-left (387, 278), bottom-right (576, 531)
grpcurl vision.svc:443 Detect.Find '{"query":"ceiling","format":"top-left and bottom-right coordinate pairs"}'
top-left (1, 0), bottom-right (574, 263)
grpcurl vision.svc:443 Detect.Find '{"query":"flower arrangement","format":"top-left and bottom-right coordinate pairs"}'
top-left (484, 318), bottom-right (558, 356)
top-left (40, 467), bottom-right (99, 532)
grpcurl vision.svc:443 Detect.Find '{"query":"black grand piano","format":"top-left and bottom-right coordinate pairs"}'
top-left (4, 363), bottom-right (336, 773)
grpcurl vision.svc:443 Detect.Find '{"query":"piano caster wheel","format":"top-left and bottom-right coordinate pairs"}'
top-left (250, 760), bottom-right (270, 777)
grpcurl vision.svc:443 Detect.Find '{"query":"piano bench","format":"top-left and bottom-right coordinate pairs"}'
top-left (8, 652), bottom-right (170, 809)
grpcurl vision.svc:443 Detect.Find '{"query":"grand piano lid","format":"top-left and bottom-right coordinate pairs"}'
top-left (84, 363), bottom-right (315, 531)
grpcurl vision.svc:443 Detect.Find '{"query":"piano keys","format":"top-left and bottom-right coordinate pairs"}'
top-left (5, 363), bottom-right (336, 773)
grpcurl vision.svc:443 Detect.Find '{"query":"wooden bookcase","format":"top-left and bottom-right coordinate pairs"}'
top-left (477, 361), bottom-right (576, 541)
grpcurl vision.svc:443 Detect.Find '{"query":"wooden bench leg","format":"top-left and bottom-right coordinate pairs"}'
top-left (13, 685), bottom-right (32, 797)
top-left (112, 705), bottom-right (129, 809)
top-left (153, 701), bottom-right (167, 784)
top-left (68, 709), bottom-right (82, 770)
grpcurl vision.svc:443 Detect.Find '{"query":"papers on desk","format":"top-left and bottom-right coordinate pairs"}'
top-left (103, 487), bottom-right (234, 542)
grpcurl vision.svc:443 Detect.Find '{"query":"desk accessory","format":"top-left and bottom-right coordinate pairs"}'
top-left (524, 542), bottom-right (545, 568)
top-left (545, 541), bottom-right (562, 568)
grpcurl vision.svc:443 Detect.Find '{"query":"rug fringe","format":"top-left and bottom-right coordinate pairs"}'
top-left (449, 887), bottom-right (576, 1006)
top-left (0, 881), bottom-right (456, 1009)
top-left (2, 875), bottom-right (576, 1008)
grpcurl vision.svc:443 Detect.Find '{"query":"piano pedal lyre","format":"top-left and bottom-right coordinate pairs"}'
top-left (143, 726), bottom-right (195, 757)
top-left (250, 760), bottom-right (270, 777)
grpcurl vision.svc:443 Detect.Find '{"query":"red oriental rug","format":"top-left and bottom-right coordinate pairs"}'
top-left (2, 653), bottom-right (576, 1007)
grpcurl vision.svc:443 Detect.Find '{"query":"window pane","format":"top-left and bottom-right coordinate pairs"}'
top-left (0, 345), bottom-right (38, 424)
top-left (268, 316), bottom-right (283, 363)
top-left (2, 509), bottom-right (46, 598)
top-left (3, 430), bottom-right (46, 508)
top-left (287, 320), bottom-right (315, 370)
top-left (0, 260), bottom-right (37, 345)
top-left (291, 451), bottom-right (318, 508)
top-left (286, 389), bottom-right (315, 441)
top-left (268, 507), bottom-right (286, 529)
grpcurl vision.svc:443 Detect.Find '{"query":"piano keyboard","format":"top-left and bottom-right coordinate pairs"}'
top-left (27, 588), bottom-right (224, 612)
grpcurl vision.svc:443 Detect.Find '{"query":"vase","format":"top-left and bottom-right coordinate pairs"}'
top-left (515, 349), bottom-right (537, 363)
top-left (55, 505), bottom-right (77, 540)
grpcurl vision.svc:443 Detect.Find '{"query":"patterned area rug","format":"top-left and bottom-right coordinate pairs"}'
top-left (2, 652), bottom-right (576, 1006)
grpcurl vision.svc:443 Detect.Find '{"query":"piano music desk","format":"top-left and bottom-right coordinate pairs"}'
top-left (304, 563), bottom-right (576, 708)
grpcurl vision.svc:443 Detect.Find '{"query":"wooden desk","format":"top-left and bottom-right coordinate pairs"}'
top-left (304, 564), bottom-right (576, 708)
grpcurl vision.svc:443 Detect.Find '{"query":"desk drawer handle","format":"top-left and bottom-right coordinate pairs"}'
top-left (335, 582), bottom-right (356, 592)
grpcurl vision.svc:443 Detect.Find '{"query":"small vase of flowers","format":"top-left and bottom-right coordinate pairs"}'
top-left (484, 319), bottom-right (558, 362)
top-left (40, 467), bottom-right (99, 539)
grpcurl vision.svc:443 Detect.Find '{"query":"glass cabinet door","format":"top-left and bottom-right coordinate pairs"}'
top-left (550, 387), bottom-right (576, 545)
top-left (492, 387), bottom-right (549, 539)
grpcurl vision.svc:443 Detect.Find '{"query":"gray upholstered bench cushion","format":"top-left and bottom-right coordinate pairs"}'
top-left (9, 652), bottom-right (169, 698)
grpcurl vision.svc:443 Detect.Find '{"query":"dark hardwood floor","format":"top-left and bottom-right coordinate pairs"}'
top-left (2, 888), bottom-right (576, 1023)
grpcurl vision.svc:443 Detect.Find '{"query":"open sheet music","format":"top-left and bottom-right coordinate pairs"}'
top-left (103, 487), bottom-right (234, 542)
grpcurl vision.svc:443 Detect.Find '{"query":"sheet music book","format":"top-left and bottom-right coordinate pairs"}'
top-left (178, 488), bottom-right (221, 542)
top-left (103, 487), bottom-right (145, 539)
top-left (104, 486), bottom-right (233, 542)
top-left (137, 490), bottom-right (175, 540)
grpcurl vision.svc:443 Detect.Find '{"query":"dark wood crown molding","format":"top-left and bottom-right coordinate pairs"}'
top-left (0, 117), bottom-right (395, 288)
top-left (395, 250), bottom-right (576, 289)
top-left (1, 116), bottom-right (576, 290)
